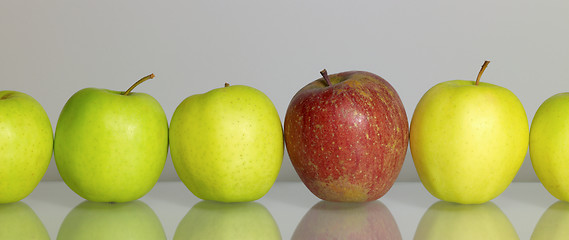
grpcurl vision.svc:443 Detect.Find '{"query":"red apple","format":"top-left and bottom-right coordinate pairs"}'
top-left (284, 69), bottom-right (409, 202)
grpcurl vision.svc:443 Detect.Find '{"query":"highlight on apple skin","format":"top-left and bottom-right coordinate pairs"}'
top-left (284, 69), bottom-right (409, 202)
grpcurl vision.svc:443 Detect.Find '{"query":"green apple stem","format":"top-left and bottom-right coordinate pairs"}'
top-left (320, 69), bottom-right (332, 86)
top-left (122, 73), bottom-right (155, 95)
top-left (475, 61), bottom-right (490, 86)
top-left (225, 83), bottom-right (230, 87)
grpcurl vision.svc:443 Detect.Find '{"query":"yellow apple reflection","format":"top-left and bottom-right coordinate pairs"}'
top-left (57, 200), bottom-right (166, 240)
top-left (174, 201), bottom-right (281, 240)
top-left (414, 201), bottom-right (518, 240)
top-left (532, 201), bottom-right (569, 239)
top-left (0, 202), bottom-right (49, 239)
top-left (292, 200), bottom-right (401, 240)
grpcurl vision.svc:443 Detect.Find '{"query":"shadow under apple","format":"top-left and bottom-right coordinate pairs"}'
top-left (532, 201), bottom-right (569, 239)
top-left (0, 202), bottom-right (49, 239)
top-left (57, 200), bottom-right (166, 240)
top-left (292, 200), bottom-right (401, 240)
top-left (414, 201), bottom-right (519, 240)
top-left (173, 201), bottom-right (281, 240)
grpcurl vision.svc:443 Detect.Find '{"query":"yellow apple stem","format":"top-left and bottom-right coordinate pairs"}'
top-left (122, 73), bottom-right (155, 95)
top-left (225, 83), bottom-right (230, 87)
top-left (320, 69), bottom-right (332, 86)
top-left (475, 61), bottom-right (490, 86)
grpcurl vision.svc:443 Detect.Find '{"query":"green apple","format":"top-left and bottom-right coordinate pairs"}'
top-left (410, 61), bottom-right (529, 204)
top-left (0, 91), bottom-right (52, 203)
top-left (414, 201), bottom-right (519, 239)
top-left (173, 201), bottom-right (281, 240)
top-left (530, 93), bottom-right (569, 201)
top-left (54, 74), bottom-right (168, 202)
top-left (532, 201), bottom-right (569, 239)
top-left (169, 84), bottom-right (283, 202)
top-left (57, 200), bottom-right (166, 240)
top-left (0, 202), bottom-right (49, 239)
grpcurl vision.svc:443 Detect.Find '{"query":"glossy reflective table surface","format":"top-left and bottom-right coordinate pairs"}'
top-left (9, 181), bottom-right (563, 239)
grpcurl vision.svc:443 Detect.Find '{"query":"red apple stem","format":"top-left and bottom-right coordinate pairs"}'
top-left (320, 69), bottom-right (332, 86)
top-left (475, 61), bottom-right (490, 86)
top-left (122, 73), bottom-right (155, 95)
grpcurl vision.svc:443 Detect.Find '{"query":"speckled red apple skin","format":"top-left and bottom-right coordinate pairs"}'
top-left (284, 71), bottom-right (409, 202)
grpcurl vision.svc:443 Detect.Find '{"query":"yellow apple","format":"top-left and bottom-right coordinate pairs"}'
top-left (530, 93), bottom-right (569, 201)
top-left (414, 201), bottom-right (519, 239)
top-left (169, 84), bottom-right (283, 202)
top-left (410, 61), bottom-right (529, 204)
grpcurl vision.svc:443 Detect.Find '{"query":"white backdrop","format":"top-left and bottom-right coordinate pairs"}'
top-left (1, 0), bottom-right (568, 182)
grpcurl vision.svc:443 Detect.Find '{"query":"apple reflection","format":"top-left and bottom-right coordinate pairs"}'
top-left (0, 202), bottom-right (49, 239)
top-left (57, 200), bottom-right (166, 240)
top-left (292, 200), bottom-right (402, 240)
top-left (414, 201), bottom-right (518, 240)
top-left (532, 201), bottom-right (569, 239)
top-left (174, 201), bottom-right (281, 240)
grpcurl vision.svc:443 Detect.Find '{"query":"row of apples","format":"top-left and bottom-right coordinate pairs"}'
top-left (1, 61), bottom-right (566, 205)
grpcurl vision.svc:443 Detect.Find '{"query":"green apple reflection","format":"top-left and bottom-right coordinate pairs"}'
top-left (532, 201), bottom-right (569, 239)
top-left (57, 200), bottom-right (166, 240)
top-left (292, 201), bottom-right (401, 240)
top-left (174, 201), bottom-right (281, 240)
top-left (414, 201), bottom-right (519, 240)
top-left (0, 202), bottom-right (49, 239)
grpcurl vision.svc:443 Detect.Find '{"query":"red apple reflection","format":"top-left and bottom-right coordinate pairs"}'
top-left (292, 200), bottom-right (401, 239)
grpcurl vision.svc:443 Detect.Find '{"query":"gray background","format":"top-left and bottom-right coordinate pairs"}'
top-left (2, 0), bottom-right (568, 182)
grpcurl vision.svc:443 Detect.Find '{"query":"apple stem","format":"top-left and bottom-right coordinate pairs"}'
top-left (320, 69), bottom-right (332, 86)
top-left (225, 83), bottom-right (230, 87)
top-left (122, 73), bottom-right (155, 95)
top-left (475, 61), bottom-right (490, 86)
